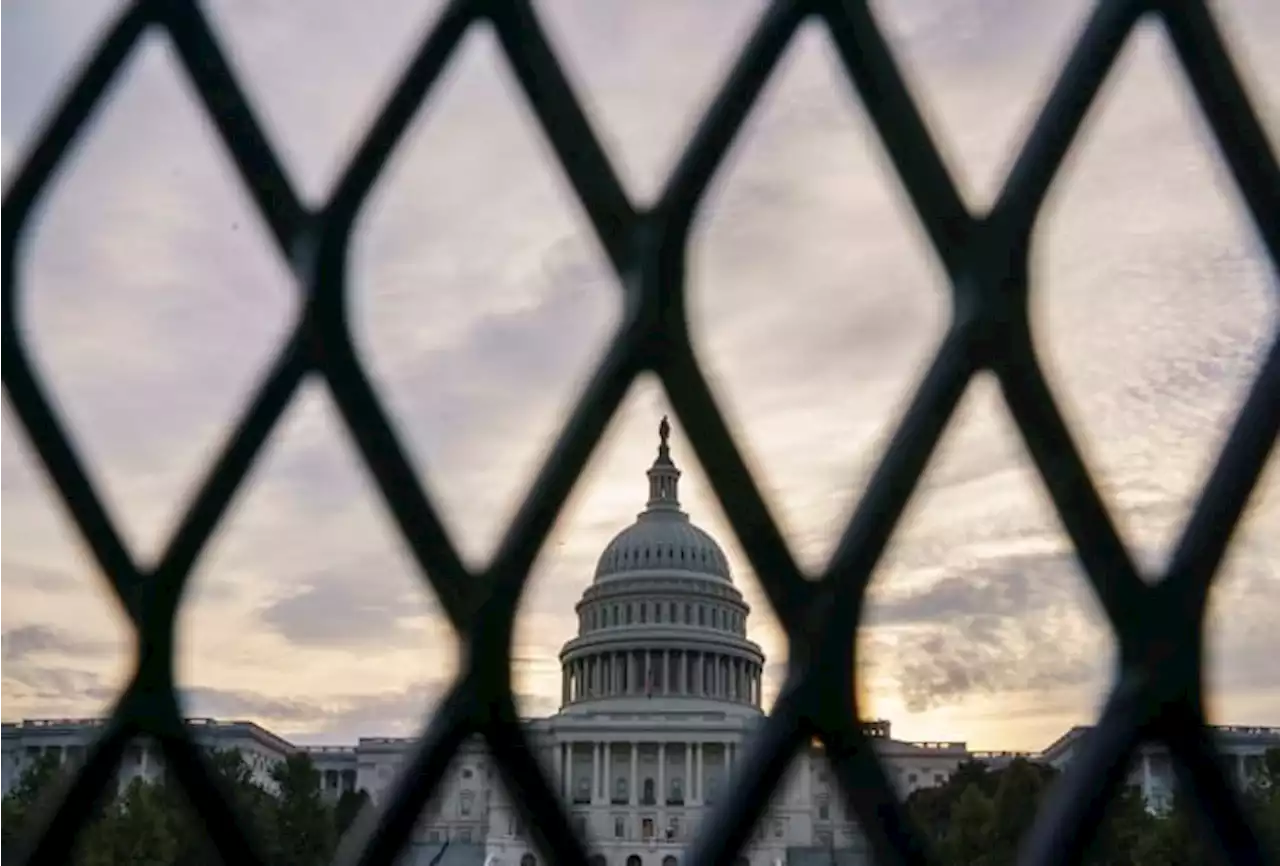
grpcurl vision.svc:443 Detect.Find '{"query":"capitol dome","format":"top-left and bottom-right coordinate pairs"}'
top-left (593, 417), bottom-right (732, 582)
top-left (559, 417), bottom-right (764, 715)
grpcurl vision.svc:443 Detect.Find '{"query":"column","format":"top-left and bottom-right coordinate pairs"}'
top-left (628, 652), bottom-right (637, 695)
top-left (663, 650), bottom-right (670, 695)
top-left (592, 742), bottom-right (601, 803)
top-left (561, 743), bottom-right (571, 799)
top-left (696, 653), bottom-right (705, 696)
top-left (562, 669), bottom-right (569, 705)
top-left (658, 743), bottom-right (667, 807)
top-left (605, 742), bottom-right (613, 801)
top-left (630, 743), bottom-right (639, 805)
top-left (694, 743), bottom-right (704, 804)
top-left (684, 743), bottom-right (693, 803)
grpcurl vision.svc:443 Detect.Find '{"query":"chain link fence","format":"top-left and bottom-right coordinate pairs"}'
top-left (3, 0), bottom-right (1278, 864)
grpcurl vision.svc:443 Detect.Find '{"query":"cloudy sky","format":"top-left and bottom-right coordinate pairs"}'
top-left (3, 0), bottom-right (1277, 753)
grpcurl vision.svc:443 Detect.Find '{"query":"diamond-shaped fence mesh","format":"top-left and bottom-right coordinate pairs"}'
top-left (3, 0), bottom-right (1277, 864)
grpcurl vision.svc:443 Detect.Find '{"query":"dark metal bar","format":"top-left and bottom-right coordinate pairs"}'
top-left (991, 314), bottom-right (1151, 634)
top-left (656, 0), bottom-right (808, 238)
top-left (820, 0), bottom-right (974, 274)
top-left (161, 0), bottom-right (309, 250)
top-left (325, 0), bottom-right (479, 233)
top-left (658, 341), bottom-right (813, 635)
top-left (488, 0), bottom-right (639, 274)
top-left (991, 0), bottom-right (1146, 238)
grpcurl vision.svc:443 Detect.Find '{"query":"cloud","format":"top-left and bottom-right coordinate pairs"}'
top-left (181, 680), bottom-right (454, 741)
top-left (257, 569), bottom-right (432, 649)
top-left (858, 547), bottom-right (1113, 713)
top-left (2, 624), bottom-right (116, 664)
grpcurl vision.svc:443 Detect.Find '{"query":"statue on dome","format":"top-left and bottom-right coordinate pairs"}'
top-left (659, 415), bottom-right (671, 448)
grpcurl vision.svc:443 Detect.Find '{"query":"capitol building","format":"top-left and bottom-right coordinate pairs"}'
top-left (4, 423), bottom-right (1278, 866)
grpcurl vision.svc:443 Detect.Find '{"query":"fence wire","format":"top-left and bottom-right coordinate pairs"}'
top-left (3, 0), bottom-right (1278, 865)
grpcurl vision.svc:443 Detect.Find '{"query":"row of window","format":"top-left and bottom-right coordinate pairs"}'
top-left (581, 600), bottom-right (745, 634)
top-left (512, 812), bottom-right (785, 845)
top-left (571, 775), bottom-right (710, 806)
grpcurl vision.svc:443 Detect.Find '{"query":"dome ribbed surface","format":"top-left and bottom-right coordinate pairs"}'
top-left (593, 511), bottom-right (732, 581)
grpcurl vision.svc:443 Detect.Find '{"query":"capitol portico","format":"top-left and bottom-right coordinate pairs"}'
top-left (4, 422), bottom-right (1278, 866)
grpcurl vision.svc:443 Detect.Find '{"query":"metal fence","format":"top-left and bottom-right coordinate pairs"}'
top-left (2, 0), bottom-right (1277, 864)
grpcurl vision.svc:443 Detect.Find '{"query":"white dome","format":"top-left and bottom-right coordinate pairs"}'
top-left (594, 511), bottom-right (732, 581)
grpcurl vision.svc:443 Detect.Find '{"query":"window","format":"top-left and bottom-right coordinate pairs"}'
top-left (614, 777), bottom-right (628, 803)
top-left (818, 798), bottom-right (830, 821)
top-left (459, 829), bottom-right (472, 843)
top-left (643, 777), bottom-right (656, 805)
top-left (669, 601), bottom-right (677, 621)
top-left (460, 792), bottom-right (474, 816)
top-left (572, 814), bottom-right (588, 837)
top-left (614, 816), bottom-right (626, 838)
top-left (934, 773), bottom-right (945, 785)
top-left (640, 603), bottom-right (647, 623)
top-left (698, 606), bottom-right (705, 626)
top-left (642, 818), bottom-right (655, 840)
top-left (461, 767), bottom-right (473, 779)
top-left (773, 818), bottom-right (784, 838)
top-left (669, 777), bottom-right (684, 804)
top-left (666, 818), bottom-right (679, 841)
top-left (908, 773), bottom-right (918, 784)
top-left (576, 777), bottom-right (591, 803)
top-left (627, 605), bottom-right (634, 624)
top-left (684, 603), bottom-right (691, 623)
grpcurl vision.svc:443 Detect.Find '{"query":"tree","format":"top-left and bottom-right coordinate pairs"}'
top-left (1085, 783), bottom-right (1156, 866)
top-left (87, 778), bottom-right (177, 866)
top-left (943, 784), bottom-right (995, 866)
top-left (269, 752), bottom-right (335, 866)
top-left (154, 746), bottom-right (278, 866)
top-left (984, 759), bottom-right (1054, 866)
top-left (2, 750), bottom-right (65, 855)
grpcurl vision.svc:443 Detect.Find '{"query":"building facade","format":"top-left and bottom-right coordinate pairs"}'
top-left (4, 424), bottom-right (1277, 866)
